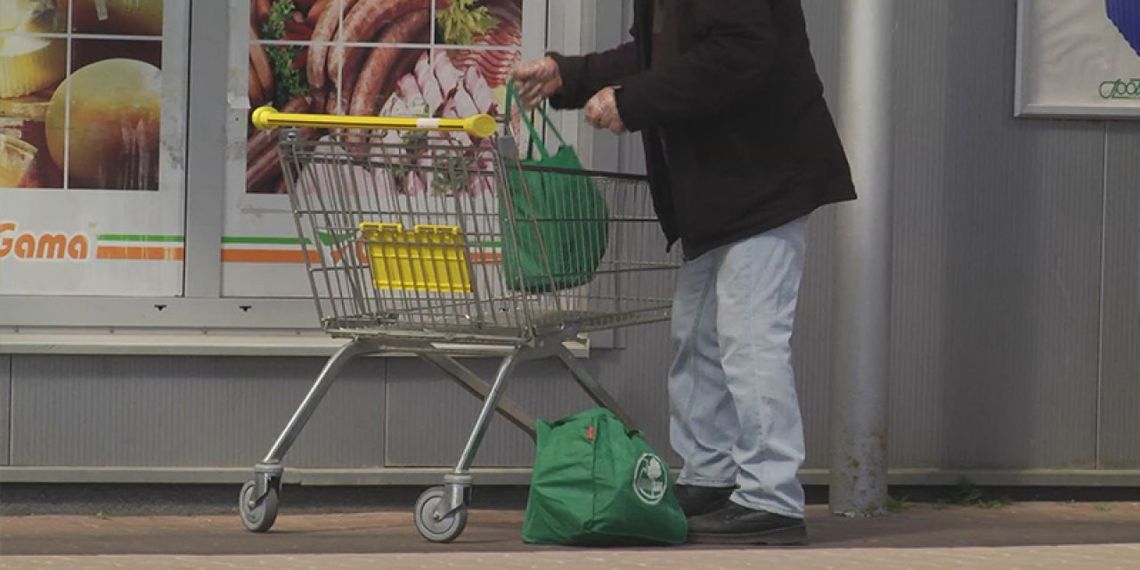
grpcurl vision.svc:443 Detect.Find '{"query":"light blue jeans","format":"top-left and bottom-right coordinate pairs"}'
top-left (669, 216), bottom-right (808, 519)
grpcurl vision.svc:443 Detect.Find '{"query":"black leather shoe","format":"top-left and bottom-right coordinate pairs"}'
top-left (686, 502), bottom-right (808, 545)
top-left (673, 484), bottom-right (735, 518)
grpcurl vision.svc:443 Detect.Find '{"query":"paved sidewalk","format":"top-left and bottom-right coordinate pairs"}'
top-left (3, 545), bottom-right (1140, 570)
top-left (2, 502), bottom-right (1138, 568)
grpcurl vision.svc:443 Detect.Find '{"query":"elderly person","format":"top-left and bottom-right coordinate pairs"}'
top-left (513, 0), bottom-right (855, 545)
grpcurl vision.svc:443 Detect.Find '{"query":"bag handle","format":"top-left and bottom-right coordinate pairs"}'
top-left (505, 80), bottom-right (568, 161)
top-left (544, 410), bottom-right (643, 437)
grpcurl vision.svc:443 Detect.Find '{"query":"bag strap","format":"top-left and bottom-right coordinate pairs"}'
top-left (544, 410), bottom-right (642, 436)
top-left (505, 80), bottom-right (568, 161)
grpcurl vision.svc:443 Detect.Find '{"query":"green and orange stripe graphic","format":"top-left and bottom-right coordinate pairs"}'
top-left (222, 236), bottom-right (317, 264)
top-left (95, 234), bottom-right (185, 261)
top-left (91, 234), bottom-right (502, 264)
top-left (222, 235), bottom-right (503, 265)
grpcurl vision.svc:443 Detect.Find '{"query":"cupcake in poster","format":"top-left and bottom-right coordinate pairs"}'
top-left (246, 0), bottom-right (524, 195)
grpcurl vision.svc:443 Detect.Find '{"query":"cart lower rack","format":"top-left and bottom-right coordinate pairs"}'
top-left (239, 107), bottom-right (680, 542)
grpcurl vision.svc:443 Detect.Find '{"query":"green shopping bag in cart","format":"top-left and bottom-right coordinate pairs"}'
top-left (521, 407), bottom-right (688, 546)
top-left (501, 82), bottom-right (610, 293)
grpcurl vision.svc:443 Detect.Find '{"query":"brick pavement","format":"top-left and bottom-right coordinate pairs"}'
top-left (1, 502), bottom-right (1138, 568)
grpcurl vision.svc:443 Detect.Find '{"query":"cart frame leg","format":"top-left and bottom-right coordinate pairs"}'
top-left (433, 348), bottom-right (522, 519)
top-left (251, 338), bottom-right (378, 502)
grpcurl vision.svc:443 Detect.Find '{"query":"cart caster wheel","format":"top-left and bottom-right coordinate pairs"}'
top-left (239, 479), bottom-right (279, 533)
top-left (414, 486), bottom-right (468, 543)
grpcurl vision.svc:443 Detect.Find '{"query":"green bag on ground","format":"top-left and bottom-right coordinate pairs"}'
top-left (521, 407), bottom-right (688, 546)
top-left (501, 83), bottom-right (610, 293)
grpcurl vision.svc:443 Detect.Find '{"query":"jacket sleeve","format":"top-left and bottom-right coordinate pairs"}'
top-left (547, 40), bottom-right (640, 110)
top-left (615, 1), bottom-right (779, 131)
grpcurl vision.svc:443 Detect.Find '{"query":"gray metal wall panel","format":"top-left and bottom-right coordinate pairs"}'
top-left (796, 212), bottom-right (838, 470)
top-left (1099, 122), bottom-right (1140, 468)
top-left (887, 0), bottom-right (1103, 469)
top-left (10, 356), bottom-right (384, 468)
top-left (795, 1), bottom-right (843, 470)
top-left (886, 0), bottom-right (960, 469)
top-left (384, 357), bottom-right (596, 467)
top-left (590, 322), bottom-right (677, 465)
top-left (802, 0), bottom-right (842, 110)
top-left (1, 356), bottom-right (10, 465)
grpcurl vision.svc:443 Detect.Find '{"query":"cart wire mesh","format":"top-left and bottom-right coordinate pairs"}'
top-left (278, 127), bottom-right (680, 345)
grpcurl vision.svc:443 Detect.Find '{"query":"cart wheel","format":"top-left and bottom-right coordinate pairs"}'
top-left (239, 479), bottom-right (279, 533)
top-left (414, 486), bottom-right (468, 543)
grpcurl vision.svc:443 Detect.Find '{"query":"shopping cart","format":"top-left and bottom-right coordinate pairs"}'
top-left (239, 106), bottom-right (680, 542)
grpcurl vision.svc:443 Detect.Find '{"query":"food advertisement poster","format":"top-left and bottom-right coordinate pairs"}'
top-left (1017, 0), bottom-right (1140, 117)
top-left (225, 0), bottom-right (531, 297)
top-left (0, 0), bottom-right (189, 296)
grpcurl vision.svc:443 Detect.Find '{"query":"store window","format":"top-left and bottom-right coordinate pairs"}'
top-left (0, 0), bottom-right (189, 296)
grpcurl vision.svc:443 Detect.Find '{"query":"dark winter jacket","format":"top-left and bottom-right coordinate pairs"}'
top-left (550, 0), bottom-right (856, 259)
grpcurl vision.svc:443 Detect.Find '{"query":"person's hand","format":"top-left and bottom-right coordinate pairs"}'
top-left (511, 57), bottom-right (563, 110)
top-left (585, 87), bottom-right (625, 134)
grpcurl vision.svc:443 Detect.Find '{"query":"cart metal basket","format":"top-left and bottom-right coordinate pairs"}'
top-left (239, 107), bottom-right (680, 542)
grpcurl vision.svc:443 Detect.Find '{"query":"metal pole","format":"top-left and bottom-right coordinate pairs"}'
top-left (830, 0), bottom-right (894, 516)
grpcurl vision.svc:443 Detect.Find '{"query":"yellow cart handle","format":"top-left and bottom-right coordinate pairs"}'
top-left (251, 106), bottom-right (497, 138)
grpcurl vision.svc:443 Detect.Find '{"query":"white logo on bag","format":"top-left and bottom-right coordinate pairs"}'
top-left (632, 453), bottom-right (667, 505)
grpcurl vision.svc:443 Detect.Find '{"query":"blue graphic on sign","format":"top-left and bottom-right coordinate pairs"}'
top-left (1107, 0), bottom-right (1140, 55)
